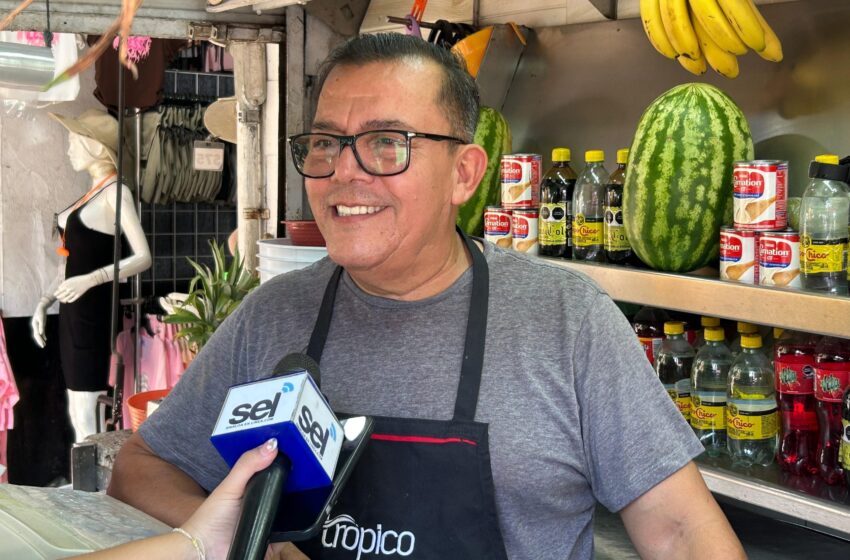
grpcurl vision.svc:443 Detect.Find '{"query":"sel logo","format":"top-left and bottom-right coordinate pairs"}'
top-left (282, 382), bottom-right (295, 393)
top-left (298, 405), bottom-right (335, 457)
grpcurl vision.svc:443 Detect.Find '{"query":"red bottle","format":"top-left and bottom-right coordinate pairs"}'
top-left (774, 330), bottom-right (819, 475)
top-left (633, 307), bottom-right (670, 367)
top-left (814, 336), bottom-right (850, 485)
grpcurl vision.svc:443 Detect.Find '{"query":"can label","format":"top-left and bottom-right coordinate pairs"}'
top-left (604, 205), bottom-right (630, 251)
top-left (814, 362), bottom-right (850, 403)
top-left (511, 209), bottom-right (538, 255)
top-left (690, 391), bottom-right (726, 431)
top-left (759, 232), bottom-right (801, 287)
top-left (638, 336), bottom-right (663, 366)
top-left (775, 356), bottom-right (815, 395)
top-left (733, 160), bottom-right (787, 230)
top-left (720, 227), bottom-right (758, 284)
top-left (539, 203), bottom-right (567, 247)
top-left (573, 214), bottom-right (603, 248)
top-left (501, 154), bottom-right (541, 209)
top-left (801, 235), bottom-right (848, 274)
top-left (840, 419), bottom-right (850, 470)
top-left (727, 399), bottom-right (778, 440)
top-left (664, 379), bottom-right (691, 420)
top-left (483, 207), bottom-right (512, 249)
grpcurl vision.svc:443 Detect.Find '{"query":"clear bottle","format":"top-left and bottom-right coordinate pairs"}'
top-left (841, 386), bottom-right (850, 487)
top-left (800, 154), bottom-right (850, 295)
top-left (774, 329), bottom-right (820, 475)
top-left (633, 306), bottom-right (671, 367)
top-left (604, 148), bottom-right (637, 265)
top-left (814, 336), bottom-right (850, 485)
top-left (727, 334), bottom-right (778, 467)
top-left (730, 321), bottom-right (759, 358)
top-left (572, 150), bottom-right (608, 262)
top-left (694, 316), bottom-right (722, 350)
top-left (656, 321), bottom-right (695, 421)
top-left (539, 148), bottom-right (577, 259)
top-left (691, 327), bottom-right (732, 456)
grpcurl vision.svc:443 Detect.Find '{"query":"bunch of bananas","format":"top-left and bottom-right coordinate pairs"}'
top-left (640, 0), bottom-right (783, 78)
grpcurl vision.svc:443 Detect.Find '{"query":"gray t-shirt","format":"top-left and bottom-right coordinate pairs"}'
top-left (140, 242), bottom-right (703, 560)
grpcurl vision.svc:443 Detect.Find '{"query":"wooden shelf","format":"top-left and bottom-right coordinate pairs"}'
top-left (542, 259), bottom-right (850, 338)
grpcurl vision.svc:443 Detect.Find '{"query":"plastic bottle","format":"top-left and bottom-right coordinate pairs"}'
top-left (539, 148), bottom-right (577, 259)
top-left (691, 327), bottom-right (732, 456)
top-left (604, 148), bottom-right (637, 265)
top-left (800, 155), bottom-right (850, 295)
top-left (633, 306), bottom-right (671, 367)
top-left (656, 321), bottom-right (695, 421)
top-left (727, 334), bottom-right (778, 467)
top-left (572, 150), bottom-right (608, 262)
top-left (814, 336), bottom-right (850, 484)
top-left (730, 322), bottom-right (759, 358)
top-left (841, 386), bottom-right (850, 487)
top-left (774, 329), bottom-right (820, 475)
top-left (694, 316), bottom-right (722, 350)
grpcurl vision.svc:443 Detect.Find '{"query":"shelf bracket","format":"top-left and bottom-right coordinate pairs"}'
top-left (588, 0), bottom-right (617, 20)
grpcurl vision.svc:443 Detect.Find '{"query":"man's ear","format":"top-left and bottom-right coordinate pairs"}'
top-left (451, 143), bottom-right (489, 206)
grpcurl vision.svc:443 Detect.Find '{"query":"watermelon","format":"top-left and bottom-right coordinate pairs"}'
top-left (624, 83), bottom-right (754, 272)
top-left (457, 106), bottom-right (512, 236)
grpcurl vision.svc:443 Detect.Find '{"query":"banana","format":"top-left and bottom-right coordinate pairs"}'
top-left (692, 10), bottom-right (739, 78)
top-left (716, 0), bottom-right (766, 52)
top-left (678, 52), bottom-right (707, 75)
top-left (641, 0), bottom-right (678, 59)
top-left (747, 0), bottom-right (783, 61)
top-left (661, 0), bottom-right (701, 60)
top-left (688, 0), bottom-right (747, 55)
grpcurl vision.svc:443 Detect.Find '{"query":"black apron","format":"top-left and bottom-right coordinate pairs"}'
top-left (299, 229), bottom-right (509, 559)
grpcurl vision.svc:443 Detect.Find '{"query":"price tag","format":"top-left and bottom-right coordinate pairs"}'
top-left (193, 140), bottom-right (225, 172)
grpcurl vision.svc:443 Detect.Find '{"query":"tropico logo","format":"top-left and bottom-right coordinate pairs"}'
top-left (297, 404), bottom-right (337, 457)
top-left (734, 170), bottom-right (766, 196)
top-left (501, 160), bottom-right (523, 182)
top-left (321, 514), bottom-right (415, 559)
top-left (720, 234), bottom-right (743, 261)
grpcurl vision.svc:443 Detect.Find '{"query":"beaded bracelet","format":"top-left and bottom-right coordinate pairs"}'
top-left (172, 527), bottom-right (206, 560)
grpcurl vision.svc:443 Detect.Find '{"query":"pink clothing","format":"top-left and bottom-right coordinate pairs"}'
top-left (0, 318), bottom-right (20, 483)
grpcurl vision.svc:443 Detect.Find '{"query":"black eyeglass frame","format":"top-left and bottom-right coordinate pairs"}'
top-left (287, 129), bottom-right (467, 179)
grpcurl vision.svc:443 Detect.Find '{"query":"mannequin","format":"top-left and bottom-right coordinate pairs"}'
top-left (31, 110), bottom-right (151, 442)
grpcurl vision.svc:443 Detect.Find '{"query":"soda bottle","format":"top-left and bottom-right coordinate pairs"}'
top-left (774, 329), bottom-right (820, 475)
top-left (539, 148), bottom-right (577, 259)
top-left (604, 148), bottom-right (637, 265)
top-left (656, 321), bottom-right (694, 421)
top-left (572, 150), bottom-right (607, 262)
top-left (814, 336), bottom-right (850, 484)
top-left (691, 327), bottom-right (732, 456)
top-left (694, 316), bottom-right (722, 350)
top-left (730, 322), bottom-right (759, 358)
top-left (669, 311), bottom-right (700, 347)
top-left (633, 306), bottom-right (670, 367)
top-left (727, 334), bottom-right (778, 467)
top-left (801, 154), bottom-right (850, 295)
top-left (841, 386), bottom-right (850, 487)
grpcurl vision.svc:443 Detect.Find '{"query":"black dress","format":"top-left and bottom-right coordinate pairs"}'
top-left (57, 189), bottom-right (124, 392)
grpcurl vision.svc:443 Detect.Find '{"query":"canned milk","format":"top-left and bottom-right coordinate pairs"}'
top-left (733, 160), bottom-right (788, 230)
top-left (501, 154), bottom-right (541, 209)
top-left (511, 208), bottom-right (539, 255)
top-left (720, 226), bottom-right (758, 284)
top-left (484, 206), bottom-right (512, 249)
top-left (759, 231), bottom-right (801, 288)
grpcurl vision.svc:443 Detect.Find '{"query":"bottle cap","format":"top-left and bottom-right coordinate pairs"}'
top-left (815, 154), bottom-right (840, 165)
top-left (616, 148), bottom-right (629, 165)
top-left (705, 327), bottom-right (725, 342)
top-left (701, 316), bottom-right (720, 327)
top-left (664, 321), bottom-right (685, 335)
top-left (741, 334), bottom-right (762, 349)
top-left (773, 327), bottom-right (784, 339)
top-left (552, 148), bottom-right (571, 162)
top-left (737, 321), bottom-right (758, 334)
top-left (585, 150), bottom-right (605, 163)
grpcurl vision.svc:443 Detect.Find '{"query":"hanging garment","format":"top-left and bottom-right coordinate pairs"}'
top-left (0, 316), bottom-right (20, 484)
top-left (0, 31), bottom-right (80, 103)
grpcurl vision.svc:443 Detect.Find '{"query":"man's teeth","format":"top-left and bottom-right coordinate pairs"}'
top-left (336, 205), bottom-right (383, 217)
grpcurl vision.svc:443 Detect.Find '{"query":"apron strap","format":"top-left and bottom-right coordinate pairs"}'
top-left (306, 265), bottom-right (344, 367)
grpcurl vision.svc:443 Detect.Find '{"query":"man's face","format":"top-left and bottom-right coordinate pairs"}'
top-left (306, 60), bottom-right (462, 275)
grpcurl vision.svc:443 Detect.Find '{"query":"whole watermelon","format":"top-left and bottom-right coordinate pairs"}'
top-left (457, 106), bottom-right (512, 236)
top-left (624, 83), bottom-right (753, 272)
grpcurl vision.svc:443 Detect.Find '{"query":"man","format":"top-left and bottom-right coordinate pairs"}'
top-left (109, 34), bottom-right (745, 559)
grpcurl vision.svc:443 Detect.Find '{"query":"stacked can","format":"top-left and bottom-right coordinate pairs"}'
top-left (484, 154), bottom-right (542, 255)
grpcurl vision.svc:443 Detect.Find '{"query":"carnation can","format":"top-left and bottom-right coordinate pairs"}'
top-left (733, 160), bottom-right (788, 230)
top-left (501, 154), bottom-right (541, 209)
top-left (720, 226), bottom-right (758, 284)
top-left (759, 231), bottom-right (801, 288)
top-left (511, 208), bottom-right (539, 255)
top-left (484, 206), bottom-right (512, 249)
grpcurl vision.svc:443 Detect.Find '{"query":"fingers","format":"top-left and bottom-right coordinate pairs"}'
top-left (212, 438), bottom-right (278, 499)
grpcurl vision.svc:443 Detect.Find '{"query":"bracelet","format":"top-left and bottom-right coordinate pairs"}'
top-left (172, 527), bottom-right (206, 560)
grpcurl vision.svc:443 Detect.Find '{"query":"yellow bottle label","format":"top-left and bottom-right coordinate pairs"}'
top-left (664, 381), bottom-right (691, 420)
top-left (690, 393), bottom-right (726, 431)
top-left (841, 419), bottom-right (850, 470)
top-left (539, 203), bottom-right (567, 246)
top-left (727, 400), bottom-right (778, 440)
top-left (573, 214), bottom-right (603, 248)
top-left (801, 235), bottom-right (848, 274)
top-left (604, 205), bottom-right (631, 251)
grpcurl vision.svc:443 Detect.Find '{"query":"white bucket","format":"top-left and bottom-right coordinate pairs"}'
top-left (256, 238), bottom-right (328, 283)
top-left (257, 267), bottom-right (278, 284)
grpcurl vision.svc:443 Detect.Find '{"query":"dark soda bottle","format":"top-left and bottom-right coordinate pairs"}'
top-left (539, 148), bottom-right (577, 258)
top-left (774, 330), bottom-right (820, 475)
top-left (633, 306), bottom-right (670, 367)
top-left (814, 336), bottom-right (850, 485)
top-left (604, 148), bottom-right (638, 265)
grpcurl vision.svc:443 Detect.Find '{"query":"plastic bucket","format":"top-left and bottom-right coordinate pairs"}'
top-left (127, 389), bottom-right (170, 431)
top-left (257, 238), bottom-right (328, 260)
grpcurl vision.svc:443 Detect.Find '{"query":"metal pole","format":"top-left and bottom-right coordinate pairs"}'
top-left (133, 109), bottom-right (142, 395)
top-left (109, 49), bottom-right (125, 431)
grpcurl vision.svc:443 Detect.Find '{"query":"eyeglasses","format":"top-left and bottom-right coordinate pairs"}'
top-left (288, 129), bottom-right (466, 179)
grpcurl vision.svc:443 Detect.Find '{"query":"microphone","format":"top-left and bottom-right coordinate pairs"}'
top-left (211, 353), bottom-right (342, 560)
